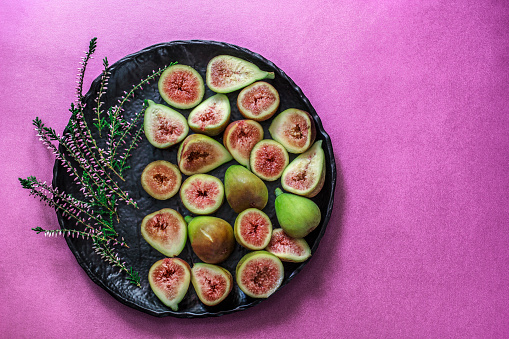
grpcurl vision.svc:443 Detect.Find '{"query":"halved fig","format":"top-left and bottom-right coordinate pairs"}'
top-left (206, 55), bottom-right (275, 93)
top-left (281, 140), bottom-right (325, 197)
top-left (269, 108), bottom-right (316, 153)
top-left (144, 100), bottom-right (189, 149)
top-left (250, 139), bottom-right (289, 181)
top-left (141, 208), bottom-right (187, 257)
top-left (186, 216), bottom-right (235, 264)
top-left (188, 94), bottom-right (231, 136)
top-left (234, 208), bottom-right (272, 250)
top-left (180, 174), bottom-right (224, 215)
top-left (158, 64), bottom-right (205, 109)
top-left (177, 134), bottom-right (233, 176)
top-left (266, 228), bottom-right (311, 263)
top-left (224, 165), bottom-right (268, 213)
top-left (223, 119), bottom-right (264, 168)
top-left (148, 258), bottom-right (191, 311)
top-left (141, 160), bottom-right (181, 200)
top-left (236, 251), bottom-right (284, 299)
top-left (191, 263), bottom-right (233, 307)
top-left (237, 81), bottom-right (279, 121)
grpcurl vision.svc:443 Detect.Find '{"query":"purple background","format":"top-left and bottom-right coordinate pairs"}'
top-left (2, 1), bottom-right (509, 337)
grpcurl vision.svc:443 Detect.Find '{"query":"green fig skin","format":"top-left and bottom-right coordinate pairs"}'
top-left (225, 165), bottom-right (268, 213)
top-left (186, 216), bottom-right (235, 264)
top-left (274, 188), bottom-right (321, 238)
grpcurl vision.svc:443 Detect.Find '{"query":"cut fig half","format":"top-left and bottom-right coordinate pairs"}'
top-left (206, 55), bottom-right (275, 93)
top-left (269, 108), bottom-right (316, 153)
top-left (250, 139), bottom-right (289, 181)
top-left (223, 119), bottom-right (264, 168)
top-left (234, 208), bottom-right (272, 250)
top-left (177, 134), bottom-right (233, 176)
top-left (141, 160), bottom-right (181, 200)
top-left (236, 251), bottom-right (284, 299)
top-left (141, 208), bottom-right (187, 257)
top-left (188, 94), bottom-right (231, 136)
top-left (191, 263), bottom-right (233, 307)
top-left (281, 140), bottom-right (326, 197)
top-left (148, 258), bottom-right (191, 311)
top-left (180, 174), bottom-right (224, 215)
top-left (144, 100), bottom-right (189, 149)
top-left (158, 64), bottom-right (205, 109)
top-left (237, 81), bottom-right (280, 121)
top-left (266, 228), bottom-right (311, 263)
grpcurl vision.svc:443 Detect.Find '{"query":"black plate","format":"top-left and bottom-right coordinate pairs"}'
top-left (53, 40), bottom-right (336, 317)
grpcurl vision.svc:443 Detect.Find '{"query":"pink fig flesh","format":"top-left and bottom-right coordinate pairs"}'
top-left (180, 174), bottom-right (224, 215)
top-left (223, 119), bottom-right (264, 168)
top-left (177, 134), bottom-right (232, 176)
top-left (144, 100), bottom-right (189, 149)
top-left (236, 251), bottom-right (284, 298)
top-left (269, 108), bottom-right (316, 153)
top-left (206, 55), bottom-right (275, 93)
top-left (141, 208), bottom-right (187, 257)
top-left (148, 258), bottom-right (191, 311)
top-left (141, 160), bottom-right (182, 200)
top-left (188, 94), bottom-right (231, 136)
top-left (250, 140), bottom-right (289, 181)
top-left (265, 228), bottom-right (311, 263)
top-left (237, 81), bottom-right (280, 121)
top-left (191, 263), bottom-right (233, 306)
top-left (234, 208), bottom-right (272, 250)
top-left (281, 140), bottom-right (325, 197)
top-left (158, 64), bottom-right (205, 109)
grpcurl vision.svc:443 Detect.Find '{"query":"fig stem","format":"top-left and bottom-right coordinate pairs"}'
top-left (266, 72), bottom-right (275, 80)
top-left (275, 188), bottom-right (284, 197)
top-left (184, 215), bottom-right (194, 224)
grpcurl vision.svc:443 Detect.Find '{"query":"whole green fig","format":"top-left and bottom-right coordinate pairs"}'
top-left (225, 165), bottom-right (268, 213)
top-left (274, 188), bottom-right (321, 238)
top-left (185, 216), bottom-right (235, 264)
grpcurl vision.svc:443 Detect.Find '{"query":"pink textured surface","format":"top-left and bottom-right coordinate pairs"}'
top-left (1, 0), bottom-right (509, 337)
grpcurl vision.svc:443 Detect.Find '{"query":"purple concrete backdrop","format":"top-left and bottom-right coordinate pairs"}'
top-left (1, 0), bottom-right (508, 338)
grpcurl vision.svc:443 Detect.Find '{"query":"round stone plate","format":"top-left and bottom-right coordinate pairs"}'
top-left (53, 40), bottom-right (336, 317)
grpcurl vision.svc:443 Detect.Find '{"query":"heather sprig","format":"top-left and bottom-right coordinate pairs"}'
top-left (19, 176), bottom-right (119, 239)
top-left (104, 61), bottom-right (176, 175)
top-left (33, 116), bottom-right (123, 214)
top-left (76, 37), bottom-right (97, 101)
top-left (93, 57), bottom-right (111, 136)
top-left (92, 238), bottom-right (141, 287)
top-left (62, 105), bottom-right (137, 208)
top-left (18, 37), bottom-right (168, 287)
top-left (32, 226), bottom-right (128, 248)
top-left (109, 101), bottom-right (147, 174)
